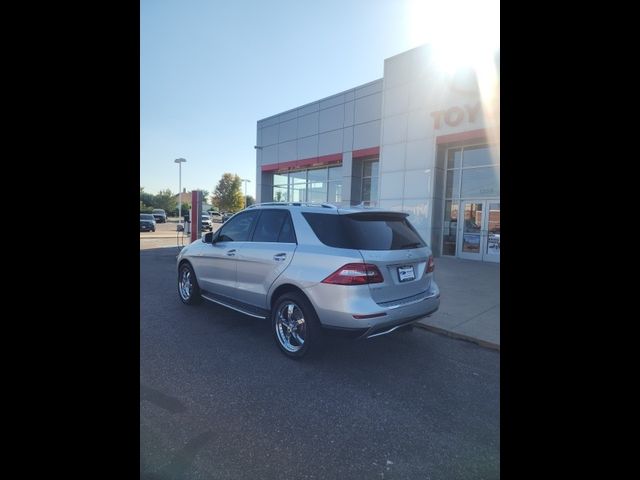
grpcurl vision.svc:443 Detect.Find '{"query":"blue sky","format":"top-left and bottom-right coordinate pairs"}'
top-left (140, 0), bottom-right (498, 198)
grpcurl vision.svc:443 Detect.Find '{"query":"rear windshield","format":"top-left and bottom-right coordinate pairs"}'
top-left (152, 210), bottom-right (165, 214)
top-left (140, 214), bottom-right (154, 220)
top-left (302, 212), bottom-right (426, 250)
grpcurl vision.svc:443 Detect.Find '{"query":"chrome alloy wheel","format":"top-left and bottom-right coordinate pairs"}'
top-left (179, 268), bottom-right (193, 301)
top-left (275, 302), bottom-right (306, 352)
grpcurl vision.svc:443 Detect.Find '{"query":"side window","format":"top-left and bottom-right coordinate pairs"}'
top-left (252, 210), bottom-right (292, 243)
top-left (277, 214), bottom-right (296, 243)
top-left (217, 210), bottom-right (259, 242)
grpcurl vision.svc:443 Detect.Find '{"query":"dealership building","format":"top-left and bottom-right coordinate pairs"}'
top-left (255, 44), bottom-right (499, 262)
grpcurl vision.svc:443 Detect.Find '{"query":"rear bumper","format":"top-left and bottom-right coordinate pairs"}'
top-left (305, 280), bottom-right (440, 333)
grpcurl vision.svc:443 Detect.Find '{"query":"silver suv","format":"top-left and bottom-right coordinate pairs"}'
top-left (177, 203), bottom-right (440, 358)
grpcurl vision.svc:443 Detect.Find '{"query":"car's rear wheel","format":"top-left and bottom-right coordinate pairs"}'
top-left (178, 263), bottom-right (201, 305)
top-left (272, 292), bottom-right (322, 359)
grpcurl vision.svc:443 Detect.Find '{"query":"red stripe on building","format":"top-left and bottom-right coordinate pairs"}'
top-left (261, 146), bottom-right (381, 172)
top-left (352, 146), bottom-right (380, 158)
top-left (261, 152), bottom-right (343, 172)
top-left (436, 129), bottom-right (488, 145)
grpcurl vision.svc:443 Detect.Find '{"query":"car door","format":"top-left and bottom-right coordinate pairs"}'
top-left (192, 210), bottom-right (260, 298)
top-left (233, 209), bottom-right (297, 309)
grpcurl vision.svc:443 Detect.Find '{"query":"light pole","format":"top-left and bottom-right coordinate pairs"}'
top-left (174, 158), bottom-right (187, 229)
top-left (241, 178), bottom-right (251, 209)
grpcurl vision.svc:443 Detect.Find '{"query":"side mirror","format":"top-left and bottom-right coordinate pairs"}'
top-left (203, 231), bottom-right (214, 243)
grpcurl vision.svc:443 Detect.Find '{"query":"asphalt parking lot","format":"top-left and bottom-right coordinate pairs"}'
top-left (140, 247), bottom-right (500, 479)
top-left (139, 219), bottom-right (222, 250)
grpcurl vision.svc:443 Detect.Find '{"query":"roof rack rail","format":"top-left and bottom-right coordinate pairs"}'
top-left (247, 202), bottom-right (338, 209)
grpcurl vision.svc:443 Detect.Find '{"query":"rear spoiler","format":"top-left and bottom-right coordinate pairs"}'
top-left (339, 210), bottom-right (409, 219)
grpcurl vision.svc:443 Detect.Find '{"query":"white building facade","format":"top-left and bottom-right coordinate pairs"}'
top-left (256, 45), bottom-right (500, 262)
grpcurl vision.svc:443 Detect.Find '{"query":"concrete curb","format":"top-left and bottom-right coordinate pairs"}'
top-left (414, 322), bottom-right (500, 351)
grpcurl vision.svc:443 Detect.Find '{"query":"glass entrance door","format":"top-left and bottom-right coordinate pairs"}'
top-left (458, 200), bottom-right (500, 262)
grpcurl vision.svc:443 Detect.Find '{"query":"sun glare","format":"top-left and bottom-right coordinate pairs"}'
top-left (406, 0), bottom-right (499, 73)
top-left (405, 0), bottom-right (500, 146)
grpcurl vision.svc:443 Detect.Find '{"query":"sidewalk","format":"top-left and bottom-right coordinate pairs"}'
top-left (416, 256), bottom-right (500, 350)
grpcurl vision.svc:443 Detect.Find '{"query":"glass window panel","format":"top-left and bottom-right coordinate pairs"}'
top-left (290, 183), bottom-right (306, 202)
top-left (363, 160), bottom-right (379, 177)
top-left (307, 190), bottom-right (326, 203)
top-left (328, 166), bottom-right (342, 181)
top-left (463, 145), bottom-right (496, 167)
top-left (370, 161), bottom-right (379, 178)
top-left (487, 203), bottom-right (500, 233)
top-left (486, 202), bottom-right (500, 256)
top-left (369, 176), bottom-right (379, 203)
top-left (252, 210), bottom-right (288, 243)
top-left (363, 161), bottom-right (371, 177)
top-left (447, 149), bottom-right (462, 169)
top-left (461, 166), bottom-right (500, 197)
top-left (463, 202), bottom-right (483, 233)
top-left (328, 181), bottom-right (342, 203)
top-left (307, 168), bottom-right (326, 203)
top-left (307, 168), bottom-right (327, 183)
top-left (273, 173), bottom-right (288, 186)
top-left (278, 215), bottom-right (297, 243)
top-left (290, 170), bottom-right (307, 185)
top-left (362, 177), bottom-right (371, 201)
top-left (445, 169), bottom-right (460, 198)
top-left (218, 211), bottom-right (259, 242)
top-left (461, 202), bottom-right (483, 253)
top-left (307, 182), bottom-right (327, 203)
top-left (442, 201), bottom-right (458, 255)
top-left (272, 185), bottom-right (288, 202)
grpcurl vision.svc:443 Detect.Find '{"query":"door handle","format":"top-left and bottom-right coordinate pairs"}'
top-left (273, 253), bottom-right (286, 262)
top-left (226, 249), bottom-right (236, 257)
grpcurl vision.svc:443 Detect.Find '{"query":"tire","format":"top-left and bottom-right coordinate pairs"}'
top-left (152, 228), bottom-right (156, 232)
top-left (271, 292), bottom-right (322, 359)
top-left (178, 262), bottom-right (202, 305)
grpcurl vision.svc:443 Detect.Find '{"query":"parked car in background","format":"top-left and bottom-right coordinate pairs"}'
top-left (176, 203), bottom-right (440, 358)
top-left (201, 214), bottom-right (213, 231)
top-left (152, 209), bottom-right (167, 223)
top-left (140, 214), bottom-right (156, 232)
top-left (210, 211), bottom-right (223, 223)
top-left (221, 212), bottom-right (233, 223)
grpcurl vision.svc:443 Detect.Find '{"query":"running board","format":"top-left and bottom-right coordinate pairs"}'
top-left (200, 291), bottom-right (269, 320)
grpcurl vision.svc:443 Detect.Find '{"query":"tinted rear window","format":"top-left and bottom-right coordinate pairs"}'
top-left (302, 212), bottom-right (426, 250)
top-left (252, 210), bottom-right (297, 243)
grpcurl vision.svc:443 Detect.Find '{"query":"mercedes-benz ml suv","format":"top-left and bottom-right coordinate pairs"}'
top-left (176, 203), bottom-right (440, 358)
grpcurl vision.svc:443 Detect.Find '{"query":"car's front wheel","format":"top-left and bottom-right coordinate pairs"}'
top-left (272, 292), bottom-right (322, 359)
top-left (178, 263), bottom-right (202, 305)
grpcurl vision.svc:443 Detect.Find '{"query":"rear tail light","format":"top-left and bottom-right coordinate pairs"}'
top-left (427, 255), bottom-right (435, 273)
top-left (322, 263), bottom-right (384, 285)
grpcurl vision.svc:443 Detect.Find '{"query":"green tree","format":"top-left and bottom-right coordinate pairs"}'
top-left (174, 202), bottom-right (190, 217)
top-left (245, 195), bottom-right (255, 207)
top-left (140, 186), bottom-right (155, 211)
top-left (154, 189), bottom-right (177, 214)
top-left (212, 173), bottom-right (243, 212)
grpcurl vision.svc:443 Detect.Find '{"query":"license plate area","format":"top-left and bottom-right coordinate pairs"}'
top-left (397, 265), bottom-right (415, 283)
